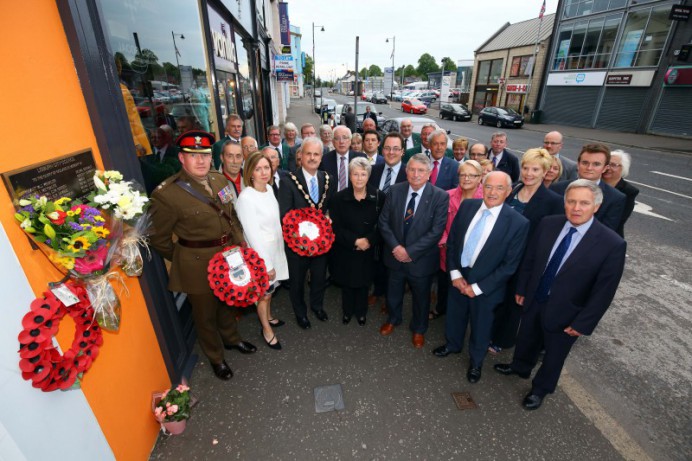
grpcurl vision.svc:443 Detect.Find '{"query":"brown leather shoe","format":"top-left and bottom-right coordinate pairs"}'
top-left (412, 333), bottom-right (425, 349)
top-left (368, 295), bottom-right (378, 306)
top-left (379, 323), bottom-right (395, 336)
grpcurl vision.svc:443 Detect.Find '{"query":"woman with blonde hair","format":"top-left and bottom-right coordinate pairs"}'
top-left (543, 156), bottom-right (563, 188)
top-left (351, 133), bottom-right (363, 153)
top-left (452, 137), bottom-right (468, 162)
top-left (489, 147), bottom-right (563, 354)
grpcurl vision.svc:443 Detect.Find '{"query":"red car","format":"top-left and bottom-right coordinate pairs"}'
top-left (401, 98), bottom-right (427, 114)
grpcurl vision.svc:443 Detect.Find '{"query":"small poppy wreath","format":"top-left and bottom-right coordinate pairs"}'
top-left (207, 246), bottom-right (269, 307)
top-left (18, 282), bottom-right (103, 392)
top-left (282, 208), bottom-right (334, 257)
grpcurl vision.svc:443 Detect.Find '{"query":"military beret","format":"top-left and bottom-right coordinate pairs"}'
top-left (176, 130), bottom-right (215, 153)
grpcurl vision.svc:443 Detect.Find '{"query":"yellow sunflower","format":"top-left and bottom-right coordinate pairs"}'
top-left (92, 226), bottom-right (110, 238)
top-left (67, 236), bottom-right (91, 252)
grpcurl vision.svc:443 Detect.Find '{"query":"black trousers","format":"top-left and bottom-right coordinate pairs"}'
top-left (286, 251), bottom-right (328, 319)
top-left (435, 269), bottom-right (450, 314)
top-left (491, 274), bottom-right (522, 348)
top-left (341, 286), bottom-right (369, 318)
top-left (386, 268), bottom-right (433, 334)
top-left (510, 302), bottom-right (579, 396)
top-left (372, 256), bottom-right (388, 298)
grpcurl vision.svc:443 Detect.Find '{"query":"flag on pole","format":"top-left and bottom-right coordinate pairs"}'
top-left (539, 0), bottom-right (546, 19)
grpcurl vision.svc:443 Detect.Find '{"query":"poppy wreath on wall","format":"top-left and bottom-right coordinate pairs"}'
top-left (18, 282), bottom-right (103, 392)
top-left (207, 246), bottom-right (269, 307)
top-left (282, 208), bottom-right (334, 257)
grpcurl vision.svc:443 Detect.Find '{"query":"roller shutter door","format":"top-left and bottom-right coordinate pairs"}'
top-left (541, 87), bottom-right (600, 127)
top-left (649, 88), bottom-right (692, 137)
top-left (596, 88), bottom-right (647, 132)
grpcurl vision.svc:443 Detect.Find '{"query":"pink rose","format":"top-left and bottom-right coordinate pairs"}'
top-left (165, 402), bottom-right (171, 408)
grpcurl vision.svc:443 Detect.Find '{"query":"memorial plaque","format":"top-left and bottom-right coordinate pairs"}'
top-left (2, 149), bottom-right (97, 206)
top-left (452, 391), bottom-right (478, 410)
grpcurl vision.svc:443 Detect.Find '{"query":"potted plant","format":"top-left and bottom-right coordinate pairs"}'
top-left (153, 383), bottom-right (192, 435)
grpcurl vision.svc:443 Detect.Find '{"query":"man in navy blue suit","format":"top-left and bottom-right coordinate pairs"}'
top-left (319, 125), bottom-right (366, 192)
top-left (378, 153), bottom-right (449, 349)
top-left (433, 171), bottom-right (529, 383)
top-left (495, 180), bottom-right (626, 410)
top-left (550, 143), bottom-right (625, 232)
top-left (428, 130), bottom-right (459, 191)
top-left (487, 132), bottom-right (520, 183)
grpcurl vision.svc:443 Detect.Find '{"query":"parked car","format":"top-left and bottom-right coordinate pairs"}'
top-left (378, 117), bottom-right (453, 150)
top-left (478, 106), bottom-right (524, 128)
top-left (416, 90), bottom-right (437, 105)
top-left (371, 92), bottom-right (388, 104)
top-left (401, 98), bottom-right (428, 115)
top-left (341, 101), bottom-right (386, 132)
top-left (439, 103), bottom-right (472, 122)
top-left (362, 91), bottom-right (373, 101)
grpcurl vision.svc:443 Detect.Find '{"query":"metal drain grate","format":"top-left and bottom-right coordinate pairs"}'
top-left (452, 392), bottom-right (478, 410)
top-left (314, 384), bottom-right (345, 413)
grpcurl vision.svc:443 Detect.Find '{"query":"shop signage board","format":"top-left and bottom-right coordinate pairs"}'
top-left (605, 70), bottom-right (655, 87)
top-left (275, 54), bottom-right (294, 82)
top-left (669, 5), bottom-right (691, 21)
top-left (547, 71), bottom-right (607, 86)
top-left (506, 84), bottom-right (527, 93)
top-left (2, 149), bottom-right (97, 205)
top-left (279, 2), bottom-right (291, 45)
top-left (207, 5), bottom-right (237, 73)
top-left (384, 67), bottom-right (394, 97)
top-left (664, 66), bottom-right (692, 86)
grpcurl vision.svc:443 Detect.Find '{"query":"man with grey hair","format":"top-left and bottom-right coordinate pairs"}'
top-left (404, 123), bottom-right (453, 163)
top-left (488, 132), bottom-right (520, 182)
top-left (379, 153), bottom-right (449, 349)
top-left (361, 117), bottom-right (377, 133)
top-left (278, 137), bottom-right (334, 329)
top-left (262, 125), bottom-right (290, 170)
top-left (433, 171), bottom-right (529, 385)
top-left (319, 125), bottom-right (366, 192)
top-left (212, 114), bottom-right (243, 169)
top-left (495, 179), bottom-right (626, 410)
top-left (428, 129), bottom-right (459, 190)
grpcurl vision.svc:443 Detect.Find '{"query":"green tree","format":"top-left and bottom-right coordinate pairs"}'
top-left (367, 64), bottom-right (383, 77)
top-left (416, 53), bottom-right (439, 80)
top-left (404, 64), bottom-right (417, 77)
top-left (303, 55), bottom-right (314, 85)
top-left (441, 57), bottom-right (457, 72)
top-left (359, 67), bottom-right (369, 78)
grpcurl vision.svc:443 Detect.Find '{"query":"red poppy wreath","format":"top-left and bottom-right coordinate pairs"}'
top-left (282, 208), bottom-right (334, 257)
top-left (18, 282), bottom-right (103, 392)
top-left (208, 245), bottom-right (269, 307)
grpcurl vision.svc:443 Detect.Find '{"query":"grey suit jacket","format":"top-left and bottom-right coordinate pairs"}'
top-left (378, 182), bottom-right (449, 277)
top-left (557, 154), bottom-right (578, 181)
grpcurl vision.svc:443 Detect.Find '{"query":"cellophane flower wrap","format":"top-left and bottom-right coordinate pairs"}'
top-left (88, 170), bottom-right (151, 277)
top-left (15, 195), bottom-right (124, 332)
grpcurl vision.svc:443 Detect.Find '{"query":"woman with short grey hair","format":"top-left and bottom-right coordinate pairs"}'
top-left (283, 122), bottom-right (300, 150)
top-left (602, 149), bottom-right (638, 238)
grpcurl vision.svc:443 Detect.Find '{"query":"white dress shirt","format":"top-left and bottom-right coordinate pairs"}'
top-left (404, 184), bottom-right (426, 217)
top-left (547, 217), bottom-right (594, 273)
top-left (379, 162), bottom-right (402, 191)
top-left (450, 203), bottom-right (503, 295)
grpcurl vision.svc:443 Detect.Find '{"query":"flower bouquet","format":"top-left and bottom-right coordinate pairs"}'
top-left (89, 170), bottom-right (150, 277)
top-left (208, 246), bottom-right (269, 307)
top-left (14, 195), bottom-right (124, 331)
top-left (282, 208), bottom-right (334, 257)
top-left (152, 383), bottom-right (193, 435)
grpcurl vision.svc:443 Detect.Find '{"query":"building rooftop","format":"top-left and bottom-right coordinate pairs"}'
top-left (476, 13), bottom-right (555, 53)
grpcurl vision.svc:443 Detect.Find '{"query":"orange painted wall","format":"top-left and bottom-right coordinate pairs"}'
top-left (0, 3), bottom-right (169, 459)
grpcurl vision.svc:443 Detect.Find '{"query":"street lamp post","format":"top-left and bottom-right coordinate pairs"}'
top-left (386, 36), bottom-right (395, 100)
top-left (171, 31), bottom-right (185, 83)
top-left (312, 22), bottom-right (325, 111)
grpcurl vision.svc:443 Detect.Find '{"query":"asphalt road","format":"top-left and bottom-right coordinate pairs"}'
top-left (330, 93), bottom-right (692, 460)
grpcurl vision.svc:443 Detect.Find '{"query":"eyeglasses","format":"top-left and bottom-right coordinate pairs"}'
top-left (459, 174), bottom-right (481, 179)
top-left (483, 185), bottom-right (507, 192)
top-left (382, 146), bottom-right (402, 153)
top-left (543, 141), bottom-right (562, 146)
top-left (608, 163), bottom-right (622, 168)
top-left (334, 136), bottom-right (351, 142)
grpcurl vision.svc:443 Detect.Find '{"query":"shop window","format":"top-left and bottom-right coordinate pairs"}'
top-left (552, 14), bottom-right (621, 70)
top-left (614, 5), bottom-right (671, 68)
top-left (234, 34), bottom-right (257, 139)
top-left (488, 59), bottom-right (504, 85)
top-left (477, 61), bottom-right (491, 85)
top-left (564, 0), bottom-right (627, 18)
top-left (98, 0), bottom-right (216, 191)
top-left (510, 56), bottom-right (533, 77)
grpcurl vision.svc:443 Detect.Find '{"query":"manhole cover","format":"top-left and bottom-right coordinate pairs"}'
top-left (452, 392), bottom-right (478, 410)
top-left (314, 384), bottom-right (345, 413)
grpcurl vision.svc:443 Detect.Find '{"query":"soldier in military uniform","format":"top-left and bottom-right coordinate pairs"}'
top-left (150, 131), bottom-right (257, 381)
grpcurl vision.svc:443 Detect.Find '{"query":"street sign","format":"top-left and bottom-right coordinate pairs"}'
top-left (274, 54), bottom-right (294, 82)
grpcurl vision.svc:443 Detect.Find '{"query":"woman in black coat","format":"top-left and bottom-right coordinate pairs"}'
top-left (602, 150), bottom-right (639, 238)
top-left (490, 148), bottom-right (564, 353)
top-left (329, 157), bottom-right (385, 326)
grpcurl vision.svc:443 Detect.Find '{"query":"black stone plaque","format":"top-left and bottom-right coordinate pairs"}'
top-left (2, 149), bottom-right (97, 206)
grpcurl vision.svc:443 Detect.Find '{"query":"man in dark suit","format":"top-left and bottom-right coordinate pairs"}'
top-left (262, 146), bottom-right (290, 199)
top-left (488, 132), bottom-right (520, 182)
top-left (140, 124), bottom-right (181, 193)
top-left (362, 130), bottom-right (385, 166)
top-left (400, 118), bottom-right (421, 152)
top-left (378, 153), bottom-right (449, 348)
top-left (363, 105), bottom-right (378, 128)
top-left (368, 132), bottom-right (408, 308)
top-left (262, 125), bottom-right (291, 171)
top-left (543, 131), bottom-right (577, 181)
top-left (404, 124), bottom-right (453, 163)
top-left (319, 125), bottom-right (366, 192)
top-left (342, 106), bottom-right (357, 133)
top-left (550, 143), bottom-right (626, 232)
top-left (433, 172), bottom-right (530, 383)
top-left (212, 114), bottom-right (243, 169)
top-left (428, 130), bottom-right (459, 191)
top-left (278, 137), bottom-right (334, 329)
top-left (495, 180), bottom-right (626, 410)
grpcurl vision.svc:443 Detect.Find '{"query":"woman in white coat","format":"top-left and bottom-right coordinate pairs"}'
top-left (235, 152), bottom-right (289, 350)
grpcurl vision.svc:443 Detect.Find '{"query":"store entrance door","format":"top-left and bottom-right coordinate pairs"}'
top-left (215, 70), bottom-right (238, 130)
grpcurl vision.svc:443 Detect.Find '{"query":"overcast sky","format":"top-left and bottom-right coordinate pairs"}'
top-left (287, 0), bottom-right (557, 80)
